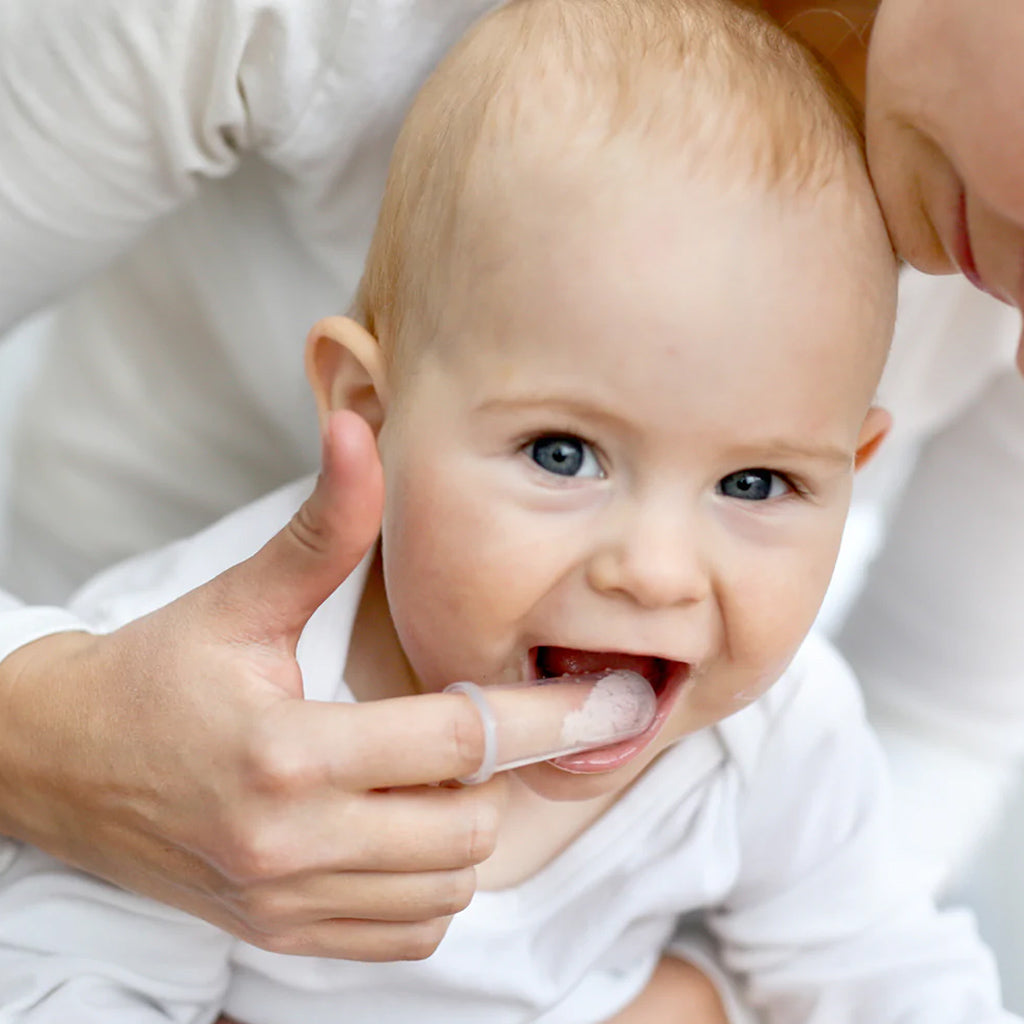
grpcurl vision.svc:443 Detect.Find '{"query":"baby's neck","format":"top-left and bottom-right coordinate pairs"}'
top-left (476, 775), bottom-right (620, 890)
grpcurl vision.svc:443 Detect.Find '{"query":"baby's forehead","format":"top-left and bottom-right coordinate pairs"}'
top-left (437, 156), bottom-right (893, 404)
top-left (449, 133), bottom-right (891, 295)
top-left (364, 0), bottom-right (894, 371)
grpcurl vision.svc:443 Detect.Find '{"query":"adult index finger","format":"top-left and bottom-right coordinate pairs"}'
top-left (280, 692), bottom-right (491, 790)
top-left (287, 675), bottom-right (655, 790)
top-left (445, 671), bottom-right (656, 783)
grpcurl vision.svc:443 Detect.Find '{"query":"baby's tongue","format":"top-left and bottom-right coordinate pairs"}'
top-left (538, 646), bottom-right (658, 682)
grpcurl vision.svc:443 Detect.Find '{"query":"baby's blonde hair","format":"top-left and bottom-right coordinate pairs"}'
top-left (354, 0), bottom-right (865, 362)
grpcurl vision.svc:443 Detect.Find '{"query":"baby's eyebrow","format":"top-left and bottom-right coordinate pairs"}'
top-left (476, 394), bottom-right (599, 412)
top-left (474, 394), bottom-right (631, 429)
top-left (751, 440), bottom-right (853, 466)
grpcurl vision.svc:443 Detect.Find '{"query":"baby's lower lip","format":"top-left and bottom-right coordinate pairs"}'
top-left (548, 666), bottom-right (689, 774)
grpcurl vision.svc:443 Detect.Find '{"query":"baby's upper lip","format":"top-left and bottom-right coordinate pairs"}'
top-left (531, 645), bottom-right (690, 693)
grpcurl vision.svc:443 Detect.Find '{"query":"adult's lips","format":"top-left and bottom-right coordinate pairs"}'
top-left (954, 189), bottom-right (989, 295)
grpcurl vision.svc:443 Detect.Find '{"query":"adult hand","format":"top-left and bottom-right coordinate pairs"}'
top-left (0, 412), bottom-right (540, 961)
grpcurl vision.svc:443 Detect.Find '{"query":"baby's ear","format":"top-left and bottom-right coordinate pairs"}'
top-left (305, 317), bottom-right (390, 435)
top-left (853, 405), bottom-right (891, 471)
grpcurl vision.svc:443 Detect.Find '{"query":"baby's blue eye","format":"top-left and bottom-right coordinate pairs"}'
top-left (528, 435), bottom-right (602, 478)
top-left (717, 469), bottom-right (789, 501)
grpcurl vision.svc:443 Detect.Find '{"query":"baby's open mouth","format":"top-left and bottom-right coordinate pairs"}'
top-left (534, 646), bottom-right (676, 697)
top-left (531, 646), bottom-right (689, 774)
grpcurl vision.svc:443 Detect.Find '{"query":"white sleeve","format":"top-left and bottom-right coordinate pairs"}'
top-left (710, 639), bottom-right (1018, 1024)
top-left (0, 0), bottom-right (348, 330)
top-left (837, 368), bottom-right (1024, 888)
top-left (0, 842), bottom-right (230, 1021)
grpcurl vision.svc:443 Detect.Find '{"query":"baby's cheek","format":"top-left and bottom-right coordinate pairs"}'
top-left (739, 592), bottom-right (821, 670)
top-left (715, 573), bottom-right (827, 693)
top-left (381, 508), bottom-right (516, 687)
top-left (683, 660), bottom-right (784, 731)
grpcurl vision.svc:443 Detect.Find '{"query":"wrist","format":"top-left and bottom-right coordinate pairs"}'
top-left (0, 630), bottom-right (100, 846)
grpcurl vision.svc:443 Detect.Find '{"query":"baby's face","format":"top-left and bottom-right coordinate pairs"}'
top-left (376, 161), bottom-right (894, 801)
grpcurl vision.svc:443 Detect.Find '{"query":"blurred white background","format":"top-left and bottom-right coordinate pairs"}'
top-left (0, 316), bottom-right (46, 540)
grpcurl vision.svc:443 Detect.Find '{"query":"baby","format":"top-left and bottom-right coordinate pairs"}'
top-left (0, 0), bottom-right (1014, 1022)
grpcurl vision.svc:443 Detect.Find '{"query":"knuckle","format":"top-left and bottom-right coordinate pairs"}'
top-left (217, 824), bottom-right (297, 886)
top-left (397, 918), bottom-right (451, 961)
top-left (236, 889), bottom-right (299, 931)
top-left (243, 726), bottom-right (321, 799)
top-left (448, 702), bottom-right (487, 776)
top-left (463, 799), bottom-right (500, 864)
top-left (226, 915), bottom-right (286, 952)
top-left (435, 869), bottom-right (475, 916)
top-left (287, 499), bottom-right (332, 558)
top-left (246, 927), bottom-right (303, 957)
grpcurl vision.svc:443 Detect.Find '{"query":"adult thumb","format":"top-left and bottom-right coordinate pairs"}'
top-left (220, 410), bottom-right (385, 643)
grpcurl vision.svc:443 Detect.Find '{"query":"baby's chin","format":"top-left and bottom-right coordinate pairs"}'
top-left (511, 741), bottom-right (668, 803)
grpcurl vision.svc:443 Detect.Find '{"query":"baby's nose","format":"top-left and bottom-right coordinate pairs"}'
top-left (586, 506), bottom-right (710, 609)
